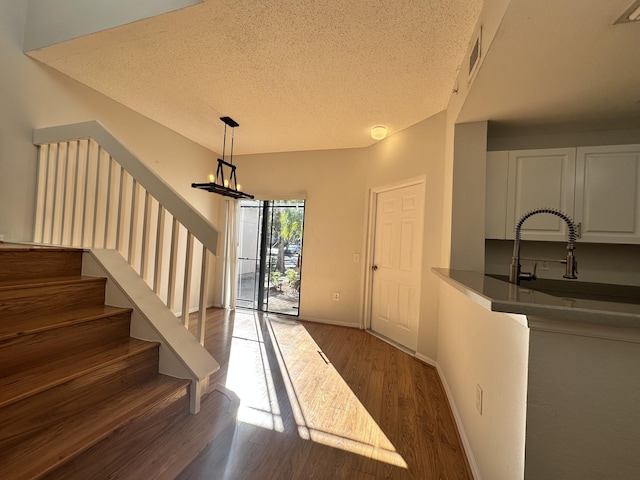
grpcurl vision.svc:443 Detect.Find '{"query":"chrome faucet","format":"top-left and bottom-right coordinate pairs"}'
top-left (508, 208), bottom-right (579, 285)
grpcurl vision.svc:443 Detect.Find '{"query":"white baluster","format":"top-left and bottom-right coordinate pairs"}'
top-left (154, 206), bottom-right (166, 295)
top-left (103, 155), bottom-right (114, 248)
top-left (115, 167), bottom-right (126, 253)
top-left (197, 246), bottom-right (210, 345)
top-left (141, 190), bottom-right (152, 283)
top-left (181, 232), bottom-right (194, 328)
top-left (167, 217), bottom-right (179, 312)
top-left (128, 179), bottom-right (139, 268)
top-left (33, 145), bottom-right (48, 243)
top-left (91, 144), bottom-right (101, 248)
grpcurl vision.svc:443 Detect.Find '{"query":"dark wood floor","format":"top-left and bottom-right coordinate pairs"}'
top-left (179, 308), bottom-right (472, 480)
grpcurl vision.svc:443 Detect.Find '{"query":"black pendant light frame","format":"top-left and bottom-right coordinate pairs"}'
top-left (192, 116), bottom-right (254, 199)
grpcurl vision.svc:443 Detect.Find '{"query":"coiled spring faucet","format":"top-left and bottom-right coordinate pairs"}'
top-left (508, 208), bottom-right (579, 285)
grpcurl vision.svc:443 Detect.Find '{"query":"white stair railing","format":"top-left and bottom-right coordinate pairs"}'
top-left (32, 121), bottom-right (220, 411)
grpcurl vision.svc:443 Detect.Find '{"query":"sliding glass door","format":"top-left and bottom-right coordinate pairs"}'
top-left (237, 199), bottom-right (304, 316)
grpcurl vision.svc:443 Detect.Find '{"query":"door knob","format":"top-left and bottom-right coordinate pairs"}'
top-left (372, 265), bottom-right (378, 271)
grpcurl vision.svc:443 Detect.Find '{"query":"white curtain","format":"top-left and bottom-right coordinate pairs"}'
top-left (222, 199), bottom-right (239, 309)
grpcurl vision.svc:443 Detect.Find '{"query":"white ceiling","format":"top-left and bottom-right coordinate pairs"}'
top-left (28, 0), bottom-right (483, 154)
top-left (26, 0), bottom-right (640, 155)
top-left (459, 0), bottom-right (640, 134)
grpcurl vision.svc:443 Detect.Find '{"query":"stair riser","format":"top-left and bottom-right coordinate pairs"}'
top-left (0, 250), bottom-right (83, 281)
top-left (0, 313), bottom-right (132, 373)
top-left (0, 345), bottom-right (160, 446)
top-left (0, 280), bottom-right (106, 318)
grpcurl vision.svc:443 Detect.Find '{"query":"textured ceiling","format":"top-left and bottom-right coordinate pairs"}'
top-left (28, 0), bottom-right (483, 154)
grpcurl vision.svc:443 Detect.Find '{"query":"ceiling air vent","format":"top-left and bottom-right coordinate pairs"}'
top-left (614, 0), bottom-right (640, 24)
top-left (468, 26), bottom-right (482, 81)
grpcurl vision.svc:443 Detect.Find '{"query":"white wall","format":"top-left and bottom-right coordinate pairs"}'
top-left (24, 0), bottom-right (201, 51)
top-left (438, 281), bottom-right (529, 480)
top-left (0, 0), bottom-right (224, 302)
top-left (231, 147), bottom-right (368, 327)
top-left (450, 121), bottom-right (488, 272)
top-left (487, 125), bottom-right (640, 151)
top-left (486, 240), bottom-right (640, 287)
top-left (233, 112), bottom-right (448, 358)
top-left (365, 112), bottom-right (447, 358)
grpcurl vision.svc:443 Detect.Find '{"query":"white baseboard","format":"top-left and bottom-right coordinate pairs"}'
top-left (173, 302), bottom-right (219, 317)
top-left (414, 351), bottom-right (437, 366)
top-left (297, 315), bottom-right (360, 329)
top-left (435, 363), bottom-right (481, 480)
top-left (366, 329), bottom-right (416, 356)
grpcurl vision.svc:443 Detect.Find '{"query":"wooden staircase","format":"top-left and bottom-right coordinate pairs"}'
top-left (0, 246), bottom-right (192, 479)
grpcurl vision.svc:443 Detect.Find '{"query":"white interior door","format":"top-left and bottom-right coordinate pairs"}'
top-left (370, 182), bottom-right (425, 351)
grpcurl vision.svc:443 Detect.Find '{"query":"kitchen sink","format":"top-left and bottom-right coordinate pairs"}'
top-left (487, 275), bottom-right (640, 305)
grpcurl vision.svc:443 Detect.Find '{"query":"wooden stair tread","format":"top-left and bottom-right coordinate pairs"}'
top-left (0, 375), bottom-right (190, 480)
top-left (0, 338), bottom-right (158, 408)
top-left (47, 386), bottom-right (237, 480)
top-left (0, 275), bottom-right (104, 291)
top-left (0, 304), bottom-right (132, 341)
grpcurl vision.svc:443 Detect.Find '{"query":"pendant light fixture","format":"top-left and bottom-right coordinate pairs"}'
top-left (192, 116), bottom-right (254, 199)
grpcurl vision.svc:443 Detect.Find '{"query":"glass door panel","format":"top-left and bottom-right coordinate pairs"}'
top-left (264, 200), bottom-right (304, 315)
top-left (237, 199), bottom-right (304, 316)
top-left (237, 200), bottom-right (262, 309)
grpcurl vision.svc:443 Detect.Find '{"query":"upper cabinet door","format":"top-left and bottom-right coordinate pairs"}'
top-left (575, 145), bottom-right (640, 244)
top-left (505, 148), bottom-right (576, 241)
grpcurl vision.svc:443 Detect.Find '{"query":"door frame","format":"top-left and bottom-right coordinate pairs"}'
top-left (362, 176), bottom-right (426, 332)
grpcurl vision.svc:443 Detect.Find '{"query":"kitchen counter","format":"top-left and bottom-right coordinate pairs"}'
top-left (434, 267), bottom-right (640, 479)
top-left (432, 268), bottom-right (640, 330)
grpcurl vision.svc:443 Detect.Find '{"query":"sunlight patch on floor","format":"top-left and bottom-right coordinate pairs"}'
top-left (267, 316), bottom-right (408, 469)
top-left (224, 313), bottom-right (284, 432)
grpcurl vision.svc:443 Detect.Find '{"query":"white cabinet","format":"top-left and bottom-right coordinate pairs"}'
top-left (575, 145), bottom-right (640, 243)
top-left (485, 144), bottom-right (640, 244)
top-left (505, 148), bottom-right (576, 242)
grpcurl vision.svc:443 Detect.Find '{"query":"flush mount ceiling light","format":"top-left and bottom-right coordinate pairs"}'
top-left (370, 125), bottom-right (387, 140)
top-left (614, 0), bottom-right (640, 24)
top-left (192, 116), bottom-right (254, 199)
